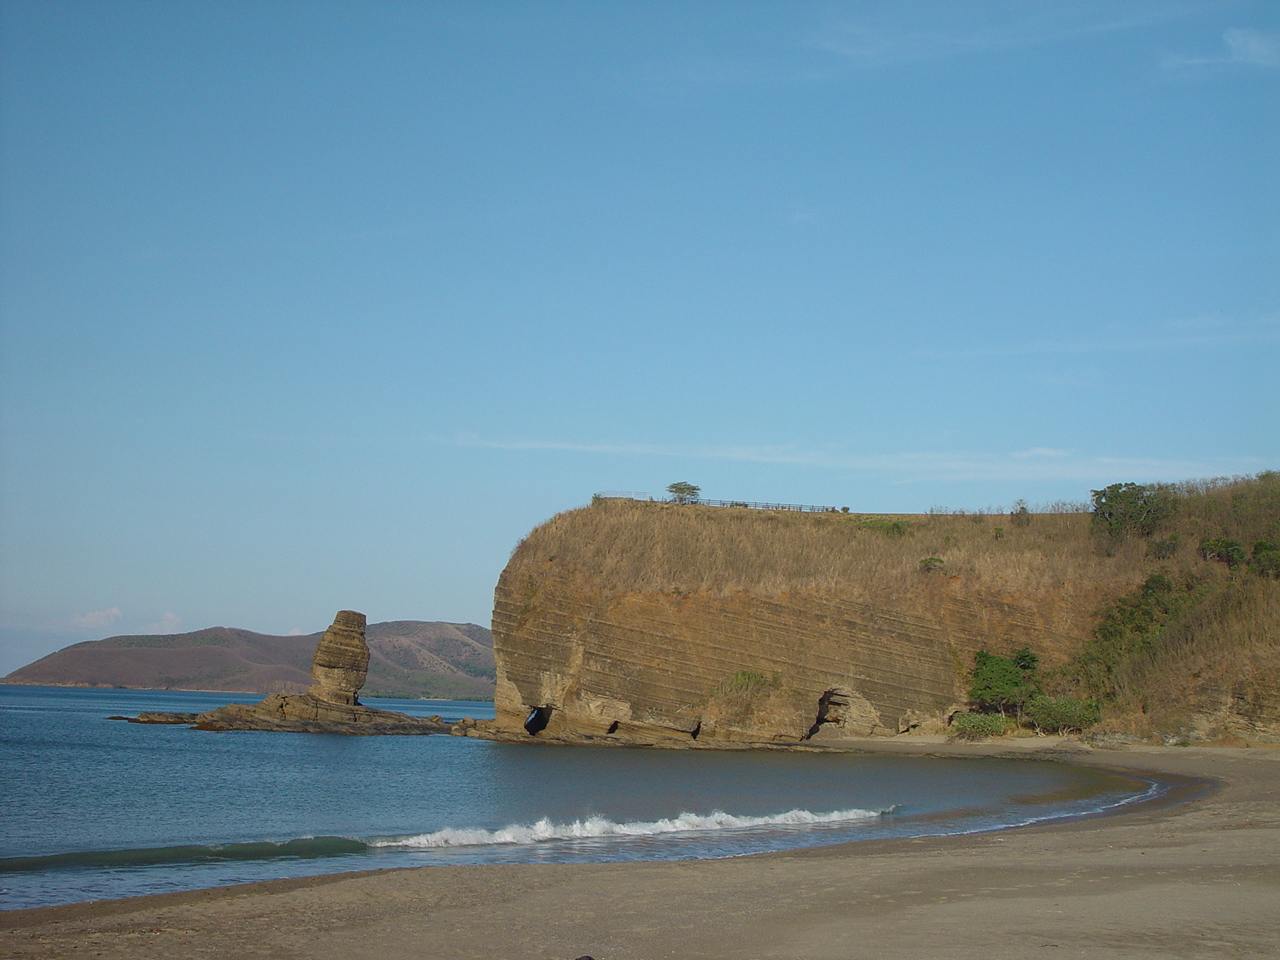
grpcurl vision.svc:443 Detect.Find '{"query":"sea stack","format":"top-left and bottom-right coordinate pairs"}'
top-left (307, 610), bottom-right (369, 705)
top-left (129, 609), bottom-right (452, 735)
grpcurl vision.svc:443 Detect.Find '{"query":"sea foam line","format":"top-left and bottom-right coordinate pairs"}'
top-left (371, 807), bottom-right (885, 850)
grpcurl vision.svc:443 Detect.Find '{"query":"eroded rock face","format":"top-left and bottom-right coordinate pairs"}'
top-left (307, 610), bottom-right (370, 705)
top-left (127, 610), bottom-right (453, 736)
top-left (487, 579), bottom-right (1051, 746)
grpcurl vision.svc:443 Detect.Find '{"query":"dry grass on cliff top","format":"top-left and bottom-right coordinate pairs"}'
top-left (507, 475), bottom-right (1277, 610)
top-left (506, 498), bottom-right (1146, 605)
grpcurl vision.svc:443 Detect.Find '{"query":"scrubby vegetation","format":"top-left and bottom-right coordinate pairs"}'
top-left (949, 712), bottom-right (1009, 740)
top-left (955, 646), bottom-right (1099, 738)
top-left (1056, 472), bottom-right (1280, 739)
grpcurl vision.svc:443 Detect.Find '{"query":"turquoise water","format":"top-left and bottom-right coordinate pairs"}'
top-left (0, 686), bottom-right (1161, 910)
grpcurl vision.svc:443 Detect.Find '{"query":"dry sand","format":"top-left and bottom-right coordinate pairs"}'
top-left (2, 740), bottom-right (1277, 960)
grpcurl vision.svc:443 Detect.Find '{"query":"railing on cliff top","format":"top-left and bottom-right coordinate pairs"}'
top-left (594, 492), bottom-right (839, 514)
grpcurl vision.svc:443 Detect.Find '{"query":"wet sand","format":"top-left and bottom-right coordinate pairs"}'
top-left (2, 741), bottom-right (1277, 960)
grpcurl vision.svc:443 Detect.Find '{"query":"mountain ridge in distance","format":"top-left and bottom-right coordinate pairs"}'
top-left (1, 621), bottom-right (495, 700)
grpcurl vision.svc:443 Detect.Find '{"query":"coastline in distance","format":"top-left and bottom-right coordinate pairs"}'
top-left (0, 620), bottom-right (495, 701)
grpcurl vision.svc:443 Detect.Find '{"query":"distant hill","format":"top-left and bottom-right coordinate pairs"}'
top-left (1, 621), bottom-right (495, 700)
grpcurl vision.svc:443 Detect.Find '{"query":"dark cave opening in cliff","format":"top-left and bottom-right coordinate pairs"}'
top-left (804, 689), bottom-right (849, 740)
top-left (524, 706), bottom-right (553, 735)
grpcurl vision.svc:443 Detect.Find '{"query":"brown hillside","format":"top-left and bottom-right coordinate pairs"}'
top-left (2, 621), bottom-right (495, 700)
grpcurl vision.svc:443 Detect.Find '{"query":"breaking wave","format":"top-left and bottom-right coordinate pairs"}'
top-left (372, 807), bottom-right (887, 850)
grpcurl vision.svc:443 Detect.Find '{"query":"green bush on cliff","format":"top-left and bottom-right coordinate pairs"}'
top-left (1023, 694), bottom-right (1101, 734)
top-left (965, 647), bottom-right (1099, 736)
top-left (1066, 573), bottom-right (1201, 701)
top-left (1253, 541), bottom-right (1280, 579)
top-left (1199, 537), bottom-right (1246, 568)
top-left (1090, 482), bottom-right (1177, 539)
top-left (949, 712), bottom-right (1009, 740)
top-left (968, 649), bottom-right (1038, 716)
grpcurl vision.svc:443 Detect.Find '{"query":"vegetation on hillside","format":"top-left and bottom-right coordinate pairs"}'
top-left (1054, 472), bottom-right (1280, 740)
top-left (951, 647), bottom-right (1099, 739)
top-left (950, 472), bottom-right (1280, 740)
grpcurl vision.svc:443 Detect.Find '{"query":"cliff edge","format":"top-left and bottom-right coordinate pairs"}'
top-left (487, 484), bottom-right (1280, 748)
top-left (489, 500), bottom-right (1138, 746)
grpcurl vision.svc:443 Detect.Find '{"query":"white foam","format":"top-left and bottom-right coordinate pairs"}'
top-left (372, 807), bottom-right (884, 850)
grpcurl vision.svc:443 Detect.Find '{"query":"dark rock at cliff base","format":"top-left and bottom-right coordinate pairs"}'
top-left (131, 611), bottom-right (452, 736)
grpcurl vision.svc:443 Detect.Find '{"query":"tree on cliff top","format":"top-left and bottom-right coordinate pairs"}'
top-left (667, 481), bottom-right (700, 504)
top-left (1090, 482), bottom-right (1176, 539)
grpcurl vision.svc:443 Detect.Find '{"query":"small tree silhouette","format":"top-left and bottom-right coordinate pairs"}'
top-left (666, 481), bottom-right (701, 504)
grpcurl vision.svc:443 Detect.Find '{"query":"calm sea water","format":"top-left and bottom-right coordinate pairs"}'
top-left (0, 686), bottom-right (1162, 910)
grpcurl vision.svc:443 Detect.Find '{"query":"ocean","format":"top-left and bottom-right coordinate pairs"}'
top-left (0, 685), bottom-right (1162, 911)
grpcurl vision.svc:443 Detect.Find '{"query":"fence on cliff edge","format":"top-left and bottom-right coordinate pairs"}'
top-left (594, 492), bottom-right (840, 514)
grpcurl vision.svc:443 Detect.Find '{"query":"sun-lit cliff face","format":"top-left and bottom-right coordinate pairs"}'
top-left (488, 499), bottom-right (1142, 746)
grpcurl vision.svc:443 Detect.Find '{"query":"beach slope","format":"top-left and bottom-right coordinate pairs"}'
top-left (2, 744), bottom-right (1277, 960)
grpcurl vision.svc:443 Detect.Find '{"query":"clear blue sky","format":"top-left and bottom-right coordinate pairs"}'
top-left (1, 1), bottom-right (1276, 673)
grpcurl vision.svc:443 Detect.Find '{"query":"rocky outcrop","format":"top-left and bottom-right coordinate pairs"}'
top-left (482, 499), bottom-right (1142, 748)
top-left (190, 694), bottom-right (450, 735)
top-left (306, 610), bottom-right (370, 704)
top-left (127, 611), bottom-right (452, 735)
top-left (487, 579), bottom-right (1085, 747)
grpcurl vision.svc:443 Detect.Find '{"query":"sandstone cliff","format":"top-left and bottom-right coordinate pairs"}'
top-left (488, 493), bottom-right (1280, 746)
top-left (489, 500), bottom-right (1143, 746)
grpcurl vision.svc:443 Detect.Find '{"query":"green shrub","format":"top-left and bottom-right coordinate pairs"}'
top-left (968, 649), bottom-right (1038, 714)
top-left (1090, 482), bottom-right (1176, 539)
top-left (1250, 541), bottom-right (1280, 579)
top-left (1009, 500), bottom-right (1032, 527)
top-left (854, 516), bottom-right (912, 536)
top-left (1199, 536), bottom-right (1246, 568)
top-left (949, 712), bottom-right (1009, 740)
top-left (1023, 694), bottom-right (1100, 734)
top-left (1147, 535), bottom-right (1180, 559)
top-left (1066, 573), bottom-right (1199, 700)
top-left (920, 556), bottom-right (944, 572)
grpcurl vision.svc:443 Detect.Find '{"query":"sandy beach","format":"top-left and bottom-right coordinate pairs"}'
top-left (2, 740), bottom-right (1277, 960)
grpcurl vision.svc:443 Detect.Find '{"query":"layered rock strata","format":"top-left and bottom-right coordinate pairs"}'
top-left (306, 609), bottom-right (370, 703)
top-left (487, 581), bottom-right (1083, 746)
top-left (483, 500), bottom-right (1137, 748)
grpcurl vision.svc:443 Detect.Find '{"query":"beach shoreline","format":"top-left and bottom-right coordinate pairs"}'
top-left (3, 739), bottom-right (1277, 959)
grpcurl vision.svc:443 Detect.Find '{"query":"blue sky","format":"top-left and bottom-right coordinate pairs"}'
top-left (1, 1), bottom-right (1276, 673)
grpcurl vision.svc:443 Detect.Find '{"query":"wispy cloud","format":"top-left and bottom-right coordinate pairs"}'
top-left (441, 435), bottom-right (1260, 485)
top-left (919, 315), bottom-right (1280, 360)
top-left (1164, 26), bottom-right (1280, 69)
top-left (1224, 27), bottom-right (1280, 67)
top-left (143, 612), bottom-right (182, 635)
top-left (810, 2), bottom-right (1209, 67)
top-left (70, 607), bottom-right (123, 630)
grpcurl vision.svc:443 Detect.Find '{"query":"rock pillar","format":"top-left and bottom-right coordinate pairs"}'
top-left (307, 610), bottom-right (369, 705)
